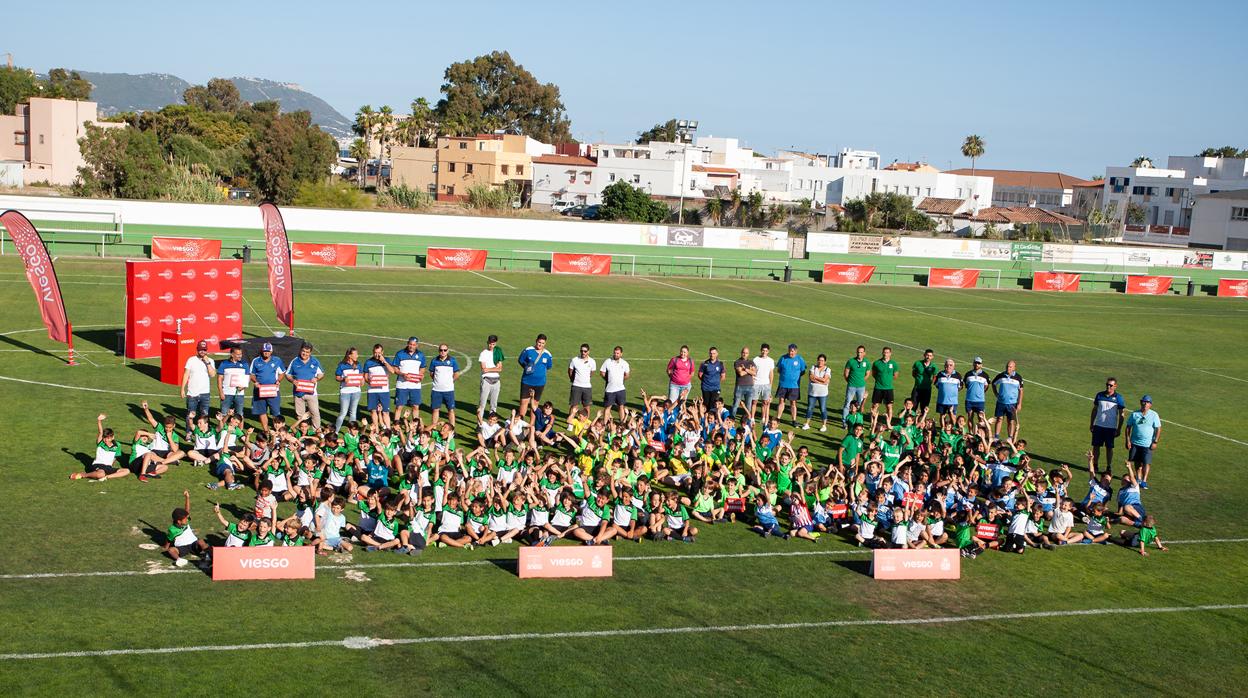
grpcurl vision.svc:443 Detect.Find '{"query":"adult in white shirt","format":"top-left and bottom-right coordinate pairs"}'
top-left (599, 346), bottom-right (631, 421)
top-left (751, 343), bottom-right (776, 426)
top-left (477, 334), bottom-right (503, 419)
top-left (181, 339), bottom-right (216, 430)
top-left (803, 353), bottom-right (832, 432)
top-left (567, 343), bottom-right (597, 423)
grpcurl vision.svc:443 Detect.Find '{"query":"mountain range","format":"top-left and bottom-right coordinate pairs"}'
top-left (75, 71), bottom-right (354, 138)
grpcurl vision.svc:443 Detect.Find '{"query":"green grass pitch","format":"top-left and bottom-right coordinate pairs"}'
top-left (0, 256), bottom-right (1246, 695)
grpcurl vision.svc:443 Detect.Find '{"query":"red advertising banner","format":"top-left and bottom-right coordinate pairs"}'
top-left (1218, 278), bottom-right (1248, 297)
top-left (259, 202), bottom-right (294, 330)
top-left (552, 252), bottom-right (611, 276)
top-left (1032, 271), bottom-right (1080, 292)
top-left (927, 268), bottom-right (980, 289)
top-left (151, 236), bottom-right (222, 261)
top-left (518, 545), bottom-right (613, 579)
top-left (901, 491), bottom-right (924, 508)
top-left (290, 242), bottom-right (358, 267)
top-left (0, 210), bottom-right (70, 344)
top-left (1125, 275), bottom-right (1172, 295)
top-left (211, 546), bottom-right (315, 581)
top-left (125, 260), bottom-right (243, 359)
top-left (821, 263), bottom-right (876, 284)
top-left (975, 522), bottom-right (1000, 540)
top-left (871, 548), bottom-right (961, 580)
top-left (426, 247), bottom-right (489, 270)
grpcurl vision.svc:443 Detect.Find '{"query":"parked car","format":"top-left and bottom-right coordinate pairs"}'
top-left (562, 204), bottom-right (587, 217)
top-left (581, 205), bottom-right (602, 220)
top-left (551, 200), bottom-right (575, 213)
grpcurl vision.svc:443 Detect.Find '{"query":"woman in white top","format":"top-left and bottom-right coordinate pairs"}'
top-left (803, 353), bottom-right (832, 432)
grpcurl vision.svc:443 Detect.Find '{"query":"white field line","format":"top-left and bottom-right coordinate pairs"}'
top-left (240, 293), bottom-right (276, 336)
top-left (645, 278), bottom-right (1248, 449)
top-left (468, 270), bottom-right (516, 289)
top-left (3, 603), bottom-right (1245, 661)
top-left (802, 283), bottom-right (1248, 384)
top-left (0, 538), bottom-right (1239, 582)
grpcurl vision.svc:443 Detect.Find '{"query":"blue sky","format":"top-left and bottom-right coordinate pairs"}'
top-left (7, 1), bottom-right (1245, 177)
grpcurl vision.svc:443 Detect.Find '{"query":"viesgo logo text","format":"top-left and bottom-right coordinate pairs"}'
top-left (239, 557), bottom-right (291, 569)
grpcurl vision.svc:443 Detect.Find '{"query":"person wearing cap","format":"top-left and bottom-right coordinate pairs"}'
top-left (1090, 377), bottom-right (1126, 475)
top-left (933, 358), bottom-right (963, 429)
top-left (1124, 395), bottom-right (1161, 489)
top-left (775, 343), bottom-right (807, 427)
top-left (181, 340), bottom-right (217, 430)
top-left (963, 356), bottom-right (990, 430)
top-left (286, 343), bottom-right (324, 429)
top-left (248, 342), bottom-right (286, 431)
top-left (991, 359), bottom-right (1024, 441)
top-left (477, 335), bottom-right (504, 420)
top-left (393, 337), bottom-right (426, 423)
top-left (910, 349), bottom-right (937, 422)
top-left (217, 346), bottom-right (248, 418)
top-left (841, 345), bottom-right (869, 429)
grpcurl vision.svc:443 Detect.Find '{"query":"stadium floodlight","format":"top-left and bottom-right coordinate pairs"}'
top-left (689, 120), bottom-right (699, 130)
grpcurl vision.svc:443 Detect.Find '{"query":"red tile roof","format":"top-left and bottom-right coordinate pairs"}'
top-left (1073, 180), bottom-right (1106, 188)
top-left (969, 207), bottom-right (1083, 225)
top-left (532, 154), bottom-right (597, 167)
top-left (692, 165), bottom-right (738, 174)
top-left (916, 197), bottom-right (965, 215)
top-left (946, 168), bottom-right (1092, 189)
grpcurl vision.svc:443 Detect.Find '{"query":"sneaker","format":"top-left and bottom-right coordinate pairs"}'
top-left (782, 533), bottom-right (791, 540)
top-left (366, 545), bottom-right (379, 552)
top-left (138, 475), bottom-right (149, 483)
top-left (147, 474), bottom-right (162, 480)
top-left (1080, 539), bottom-right (1093, 545)
top-left (173, 558), bottom-right (188, 567)
top-left (801, 423), bottom-right (810, 431)
top-left (489, 539), bottom-right (500, 547)
top-left (819, 425), bottom-right (827, 433)
top-left (435, 542), bottom-right (446, 548)
top-left (465, 543), bottom-right (475, 551)
top-left (566, 424), bottom-right (573, 431)
top-left (1140, 481), bottom-right (1149, 489)
top-left (761, 530), bottom-right (771, 538)
top-left (407, 546), bottom-right (422, 556)
top-left (681, 536), bottom-right (694, 543)
top-left (227, 483), bottom-right (244, 491)
top-left (205, 482), bottom-right (220, 490)
top-left (810, 532), bottom-right (822, 540)
top-left (1043, 543), bottom-right (1056, 550)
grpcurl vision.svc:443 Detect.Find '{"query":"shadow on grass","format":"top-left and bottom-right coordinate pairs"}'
top-left (126, 362), bottom-right (162, 381)
top-left (488, 557), bottom-right (518, 576)
top-left (833, 557), bottom-right (873, 577)
top-left (0, 331), bottom-right (63, 362)
top-left (61, 447), bottom-right (93, 470)
top-left (75, 328), bottom-right (122, 354)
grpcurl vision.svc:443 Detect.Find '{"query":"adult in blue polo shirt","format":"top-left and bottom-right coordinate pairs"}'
top-left (698, 347), bottom-right (726, 407)
top-left (517, 333), bottom-right (553, 419)
top-left (216, 345), bottom-right (248, 418)
top-left (775, 343), bottom-right (807, 427)
top-left (963, 357), bottom-right (990, 429)
top-left (990, 360), bottom-right (1023, 441)
top-left (1125, 395), bottom-right (1161, 490)
top-left (286, 342), bottom-right (324, 429)
top-left (1089, 377), bottom-right (1126, 475)
top-left (392, 337), bottom-right (426, 422)
top-left (933, 358), bottom-right (962, 428)
top-left (248, 342), bottom-right (286, 431)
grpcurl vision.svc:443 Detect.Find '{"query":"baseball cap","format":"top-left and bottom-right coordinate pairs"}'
top-left (788, 343), bottom-right (798, 350)
top-left (973, 356), bottom-right (983, 364)
top-left (1140, 394), bottom-right (1153, 404)
top-left (196, 340), bottom-right (208, 351)
top-left (262, 342), bottom-right (273, 352)
top-left (407, 336), bottom-right (419, 344)
top-left (487, 334), bottom-right (498, 344)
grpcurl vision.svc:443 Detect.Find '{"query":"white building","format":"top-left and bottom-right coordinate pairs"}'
top-left (589, 142), bottom-right (708, 199)
top-left (945, 168), bottom-right (1092, 215)
top-left (1189, 190), bottom-right (1248, 250)
top-left (531, 154), bottom-right (600, 209)
top-left (1100, 155), bottom-right (1248, 230)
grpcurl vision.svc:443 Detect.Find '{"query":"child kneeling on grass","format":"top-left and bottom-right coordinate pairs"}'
top-left (164, 490), bottom-right (211, 568)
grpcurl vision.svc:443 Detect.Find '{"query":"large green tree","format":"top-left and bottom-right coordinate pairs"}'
top-left (599, 181), bottom-right (668, 223)
top-left (183, 78), bottom-right (243, 113)
top-left (245, 104), bottom-right (336, 203)
top-left (44, 69), bottom-right (92, 101)
top-left (636, 119), bottom-right (678, 144)
top-left (75, 125), bottom-right (169, 199)
top-left (434, 51), bottom-right (572, 143)
top-left (1198, 146), bottom-right (1246, 158)
top-left (0, 66), bottom-right (41, 114)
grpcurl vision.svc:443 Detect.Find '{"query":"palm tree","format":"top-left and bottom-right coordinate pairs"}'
top-left (728, 189), bottom-right (743, 227)
top-left (353, 105), bottom-right (376, 187)
top-left (767, 203), bottom-right (788, 228)
top-left (1131, 156), bottom-right (1153, 168)
top-left (409, 97), bottom-right (436, 147)
top-left (961, 134), bottom-right (985, 175)
top-left (375, 106), bottom-right (395, 191)
top-left (704, 197), bottom-right (722, 226)
top-left (348, 138), bottom-right (369, 186)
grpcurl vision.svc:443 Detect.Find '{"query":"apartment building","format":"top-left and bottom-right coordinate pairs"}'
top-left (1099, 155), bottom-right (1248, 230)
top-left (946, 168), bottom-right (1092, 215)
top-left (0, 97), bottom-right (124, 186)
top-left (390, 134), bottom-right (554, 201)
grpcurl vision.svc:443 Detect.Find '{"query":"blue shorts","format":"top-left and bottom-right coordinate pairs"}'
top-left (212, 460), bottom-right (233, 478)
top-left (994, 403), bottom-right (1017, 419)
top-left (1092, 426), bottom-right (1117, 447)
top-left (430, 390), bottom-right (455, 411)
top-left (395, 388), bottom-right (422, 407)
top-left (1128, 444), bottom-right (1153, 465)
top-left (251, 396), bottom-right (281, 417)
top-left (966, 401), bottom-right (985, 413)
top-left (367, 392), bottom-right (391, 412)
top-left (936, 403), bottom-right (958, 415)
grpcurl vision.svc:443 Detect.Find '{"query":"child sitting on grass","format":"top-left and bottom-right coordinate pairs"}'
top-left (1119, 515), bottom-right (1168, 557)
top-left (72, 414), bottom-right (131, 481)
top-left (163, 490), bottom-right (210, 568)
top-left (213, 504), bottom-right (254, 547)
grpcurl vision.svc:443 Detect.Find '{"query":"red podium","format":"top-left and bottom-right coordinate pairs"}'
top-left (160, 331), bottom-right (197, 386)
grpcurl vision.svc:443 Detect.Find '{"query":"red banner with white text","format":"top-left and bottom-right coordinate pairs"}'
top-left (1125, 275), bottom-right (1172, 295)
top-left (1218, 278), bottom-right (1248, 297)
top-left (552, 253), bottom-right (611, 276)
top-left (259, 202), bottom-right (294, 330)
top-left (1032, 271), bottom-right (1080, 292)
top-left (0, 210), bottom-right (70, 344)
top-left (291, 242), bottom-right (358, 267)
top-left (426, 247), bottom-right (488, 270)
top-left (821, 263), bottom-right (875, 284)
top-left (927, 268), bottom-right (979, 289)
top-left (151, 236), bottom-right (222, 260)
top-left (125, 260), bottom-right (243, 359)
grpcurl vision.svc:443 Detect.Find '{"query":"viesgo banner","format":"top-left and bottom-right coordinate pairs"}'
top-left (211, 546), bottom-right (315, 581)
top-left (552, 252), bottom-right (611, 276)
top-left (1218, 278), bottom-right (1248, 297)
top-left (1032, 271), bottom-right (1080, 292)
top-left (258, 202), bottom-right (294, 330)
top-left (426, 247), bottom-right (488, 270)
top-left (291, 242), bottom-right (358, 267)
top-left (125, 259), bottom-right (243, 359)
top-left (927, 267), bottom-right (980, 289)
top-left (0, 210), bottom-right (70, 344)
top-left (871, 548), bottom-right (960, 580)
top-left (1126, 275), bottom-right (1173, 295)
top-left (150, 236), bottom-right (222, 261)
top-left (518, 545), bottom-right (613, 579)
top-left (821, 263), bottom-right (875, 284)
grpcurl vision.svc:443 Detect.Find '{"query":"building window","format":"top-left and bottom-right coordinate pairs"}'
top-left (448, 162), bottom-right (456, 173)
top-left (516, 165), bottom-right (523, 175)
top-left (38, 134), bottom-right (44, 145)
top-left (501, 164), bottom-right (509, 175)
top-left (1232, 207), bottom-right (1248, 221)
top-left (609, 173), bottom-right (616, 182)
top-left (956, 188), bottom-right (963, 198)
top-left (427, 184), bottom-right (436, 195)
top-left (431, 163), bottom-right (438, 173)
top-left (459, 142), bottom-right (467, 149)
top-left (567, 170), bottom-right (576, 183)
top-left (582, 171), bottom-right (591, 184)
top-left (631, 174), bottom-right (640, 184)
top-left (466, 163), bottom-right (474, 174)
top-left (13, 132), bottom-right (25, 145)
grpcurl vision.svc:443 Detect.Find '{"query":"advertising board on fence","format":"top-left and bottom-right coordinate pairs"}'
top-left (518, 545), bottom-right (613, 579)
top-left (1213, 252), bottom-right (1248, 271)
top-left (979, 241), bottom-right (1011, 260)
top-left (806, 233), bottom-right (850, 255)
top-left (871, 548), bottom-right (960, 580)
top-left (928, 268), bottom-right (980, 288)
top-left (1033, 271), bottom-right (1080, 292)
top-left (822, 263), bottom-right (875, 284)
top-left (1126, 275), bottom-right (1173, 295)
top-left (150, 236), bottom-right (221, 260)
top-left (1217, 278), bottom-right (1248, 297)
top-left (211, 546), bottom-right (315, 581)
top-left (1011, 241), bottom-right (1043, 261)
top-left (290, 242), bottom-right (358, 267)
top-left (552, 253), bottom-right (611, 275)
top-left (666, 227), bottom-right (704, 247)
top-left (848, 235), bottom-right (882, 254)
top-left (426, 247), bottom-right (488, 270)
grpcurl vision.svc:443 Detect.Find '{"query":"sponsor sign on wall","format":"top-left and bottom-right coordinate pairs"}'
top-left (848, 235), bottom-right (882, 254)
top-left (1125, 275), bottom-right (1173, 295)
top-left (426, 247), bottom-right (489, 270)
top-left (821, 263), bottom-right (876, 285)
top-left (150, 236), bottom-right (222, 260)
top-left (666, 227), bottom-right (704, 247)
top-left (1032, 271), bottom-right (1080, 292)
top-left (211, 546), bottom-right (315, 581)
top-left (290, 242), bottom-right (358, 267)
top-left (805, 233), bottom-right (850, 255)
top-left (1011, 241), bottom-right (1043, 261)
top-left (927, 267), bottom-right (980, 289)
top-left (871, 548), bottom-right (960, 580)
top-left (979, 241), bottom-right (1011, 259)
top-left (551, 253), bottom-right (611, 275)
top-left (125, 259), bottom-right (243, 359)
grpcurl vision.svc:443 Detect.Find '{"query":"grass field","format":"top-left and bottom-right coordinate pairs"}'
top-left (1, 256), bottom-right (1246, 696)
